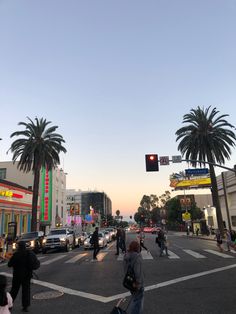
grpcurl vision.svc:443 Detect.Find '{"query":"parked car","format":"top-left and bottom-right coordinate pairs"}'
top-left (42, 227), bottom-right (74, 253)
top-left (13, 231), bottom-right (45, 253)
top-left (84, 232), bottom-right (107, 249)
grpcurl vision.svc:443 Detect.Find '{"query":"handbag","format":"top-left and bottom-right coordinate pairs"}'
top-left (110, 298), bottom-right (131, 314)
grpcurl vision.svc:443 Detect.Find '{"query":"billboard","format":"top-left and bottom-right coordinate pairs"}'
top-left (170, 171), bottom-right (211, 190)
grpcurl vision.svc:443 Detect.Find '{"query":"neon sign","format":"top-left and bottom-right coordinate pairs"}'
top-left (0, 190), bottom-right (23, 199)
top-left (41, 167), bottom-right (52, 222)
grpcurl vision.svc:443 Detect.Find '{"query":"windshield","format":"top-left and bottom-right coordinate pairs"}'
top-left (49, 230), bottom-right (67, 235)
top-left (21, 232), bottom-right (38, 239)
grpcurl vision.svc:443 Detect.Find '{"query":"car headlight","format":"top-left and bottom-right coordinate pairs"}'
top-left (42, 239), bottom-right (46, 244)
top-left (13, 243), bottom-right (16, 250)
top-left (30, 240), bottom-right (35, 247)
top-left (60, 237), bottom-right (66, 242)
top-left (99, 240), bottom-right (103, 245)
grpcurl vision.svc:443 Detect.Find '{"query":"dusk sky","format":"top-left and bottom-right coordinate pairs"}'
top-left (1, 1), bottom-right (236, 217)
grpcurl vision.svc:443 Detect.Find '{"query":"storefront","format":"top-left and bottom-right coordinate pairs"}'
top-left (0, 179), bottom-right (34, 236)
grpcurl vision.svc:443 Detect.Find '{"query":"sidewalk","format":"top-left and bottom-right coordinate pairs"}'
top-left (172, 231), bottom-right (216, 241)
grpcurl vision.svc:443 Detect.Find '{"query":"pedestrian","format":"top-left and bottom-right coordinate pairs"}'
top-left (120, 228), bottom-right (126, 253)
top-left (215, 230), bottom-right (223, 252)
top-left (225, 229), bottom-right (232, 252)
top-left (115, 228), bottom-right (122, 256)
top-left (8, 241), bottom-right (40, 312)
top-left (196, 227), bottom-right (199, 236)
top-left (91, 227), bottom-right (100, 261)
top-left (0, 235), bottom-right (6, 263)
top-left (0, 274), bottom-right (13, 314)
top-left (123, 241), bottom-right (144, 314)
top-left (137, 229), bottom-right (149, 253)
top-left (157, 229), bottom-right (169, 257)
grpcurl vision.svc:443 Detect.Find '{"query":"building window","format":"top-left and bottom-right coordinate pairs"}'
top-left (0, 168), bottom-right (6, 179)
top-left (56, 205), bottom-right (58, 216)
top-left (207, 216), bottom-right (214, 226)
top-left (61, 206), bottom-right (63, 218)
top-left (231, 216), bottom-right (236, 227)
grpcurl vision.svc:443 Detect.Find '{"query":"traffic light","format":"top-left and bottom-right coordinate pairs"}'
top-left (145, 154), bottom-right (159, 172)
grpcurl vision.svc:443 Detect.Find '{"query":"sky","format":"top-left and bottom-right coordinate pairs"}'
top-left (0, 0), bottom-right (236, 218)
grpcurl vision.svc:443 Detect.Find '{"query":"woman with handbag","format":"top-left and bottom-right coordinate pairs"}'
top-left (123, 241), bottom-right (144, 314)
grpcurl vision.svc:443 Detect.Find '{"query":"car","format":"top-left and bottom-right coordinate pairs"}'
top-left (103, 230), bottom-right (112, 243)
top-left (42, 227), bottom-right (74, 253)
top-left (143, 227), bottom-right (153, 233)
top-left (151, 227), bottom-right (161, 234)
top-left (84, 232), bottom-right (107, 249)
top-left (13, 231), bottom-right (45, 253)
top-left (78, 232), bottom-right (89, 245)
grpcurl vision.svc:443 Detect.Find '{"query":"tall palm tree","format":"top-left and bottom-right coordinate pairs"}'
top-left (9, 117), bottom-right (67, 231)
top-left (176, 106), bottom-right (236, 235)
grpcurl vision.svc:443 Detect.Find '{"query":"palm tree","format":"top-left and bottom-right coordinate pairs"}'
top-left (9, 117), bottom-right (67, 231)
top-left (176, 106), bottom-right (236, 235)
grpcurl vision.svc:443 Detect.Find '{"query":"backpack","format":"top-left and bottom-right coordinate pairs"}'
top-left (28, 251), bottom-right (40, 270)
top-left (123, 259), bottom-right (136, 292)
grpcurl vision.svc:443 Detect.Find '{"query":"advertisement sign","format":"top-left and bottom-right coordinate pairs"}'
top-left (170, 177), bottom-right (211, 189)
top-left (41, 167), bottom-right (52, 222)
top-left (185, 168), bottom-right (209, 176)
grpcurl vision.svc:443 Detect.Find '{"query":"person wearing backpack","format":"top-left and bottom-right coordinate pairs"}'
top-left (8, 241), bottom-right (40, 312)
top-left (123, 241), bottom-right (144, 314)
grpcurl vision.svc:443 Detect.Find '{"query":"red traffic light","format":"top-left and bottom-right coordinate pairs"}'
top-left (145, 154), bottom-right (159, 172)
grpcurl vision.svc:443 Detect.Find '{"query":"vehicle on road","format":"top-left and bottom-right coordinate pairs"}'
top-left (13, 231), bottom-right (45, 253)
top-left (42, 228), bottom-right (74, 253)
top-left (84, 232), bottom-right (107, 249)
top-left (78, 232), bottom-right (89, 245)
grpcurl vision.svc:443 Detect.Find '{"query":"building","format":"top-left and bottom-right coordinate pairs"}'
top-left (0, 179), bottom-right (34, 235)
top-left (0, 161), bottom-right (67, 232)
top-left (217, 170), bottom-right (236, 230)
top-left (66, 190), bottom-right (112, 228)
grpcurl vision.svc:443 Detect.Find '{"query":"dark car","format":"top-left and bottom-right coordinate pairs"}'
top-left (15, 231), bottom-right (45, 253)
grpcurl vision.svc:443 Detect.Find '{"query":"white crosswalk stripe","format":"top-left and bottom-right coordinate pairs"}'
top-left (183, 250), bottom-right (206, 259)
top-left (167, 250), bottom-right (180, 259)
top-left (65, 253), bottom-right (87, 263)
top-left (141, 250), bottom-right (153, 260)
top-left (95, 252), bottom-right (109, 262)
top-left (204, 249), bottom-right (234, 258)
top-left (41, 255), bottom-right (66, 265)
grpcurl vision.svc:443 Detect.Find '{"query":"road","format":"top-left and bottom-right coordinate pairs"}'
top-left (1, 231), bottom-right (236, 314)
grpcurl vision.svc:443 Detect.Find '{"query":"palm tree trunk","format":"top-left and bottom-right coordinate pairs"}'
top-left (209, 164), bottom-right (224, 236)
top-left (31, 166), bottom-right (40, 231)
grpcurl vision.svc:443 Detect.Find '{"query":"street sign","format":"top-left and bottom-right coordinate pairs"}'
top-left (160, 156), bottom-right (170, 165)
top-left (185, 168), bottom-right (209, 176)
top-left (172, 155), bottom-right (182, 163)
top-left (182, 212), bottom-right (191, 221)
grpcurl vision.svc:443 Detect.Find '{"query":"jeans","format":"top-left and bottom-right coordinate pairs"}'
top-left (129, 287), bottom-right (144, 314)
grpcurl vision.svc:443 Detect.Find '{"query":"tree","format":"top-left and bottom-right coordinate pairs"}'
top-left (176, 106), bottom-right (236, 235)
top-left (9, 117), bottom-right (67, 231)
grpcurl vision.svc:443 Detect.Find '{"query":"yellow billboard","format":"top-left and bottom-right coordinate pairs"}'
top-left (170, 177), bottom-right (211, 189)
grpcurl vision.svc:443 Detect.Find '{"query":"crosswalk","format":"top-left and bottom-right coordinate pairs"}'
top-left (29, 248), bottom-right (236, 266)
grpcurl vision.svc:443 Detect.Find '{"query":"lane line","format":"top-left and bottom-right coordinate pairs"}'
top-left (41, 255), bottom-right (66, 265)
top-left (204, 249), bottom-right (234, 258)
top-left (2, 263), bottom-right (236, 303)
top-left (65, 253), bottom-right (87, 264)
top-left (183, 250), bottom-right (206, 259)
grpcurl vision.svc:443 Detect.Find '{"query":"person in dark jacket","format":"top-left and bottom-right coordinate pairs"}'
top-left (91, 227), bottom-right (100, 261)
top-left (123, 241), bottom-right (144, 314)
top-left (115, 228), bottom-right (122, 255)
top-left (8, 241), bottom-right (39, 312)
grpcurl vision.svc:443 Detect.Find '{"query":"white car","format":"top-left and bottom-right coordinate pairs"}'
top-left (84, 232), bottom-right (107, 249)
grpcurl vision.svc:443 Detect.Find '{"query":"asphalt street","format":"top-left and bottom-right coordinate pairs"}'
top-left (1, 232), bottom-right (236, 314)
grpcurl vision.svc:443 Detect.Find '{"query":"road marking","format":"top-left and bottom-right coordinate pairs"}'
top-left (183, 250), bottom-right (206, 259)
top-left (141, 250), bottom-right (153, 260)
top-left (41, 255), bottom-right (66, 265)
top-left (117, 254), bottom-right (124, 261)
top-left (204, 249), bottom-right (234, 258)
top-left (65, 253), bottom-right (87, 263)
top-left (2, 263), bottom-right (236, 303)
top-left (96, 252), bottom-right (108, 262)
top-left (38, 256), bottom-right (46, 260)
top-left (167, 250), bottom-right (180, 259)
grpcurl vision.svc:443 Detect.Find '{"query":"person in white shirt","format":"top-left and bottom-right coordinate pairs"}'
top-left (0, 274), bottom-right (13, 314)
